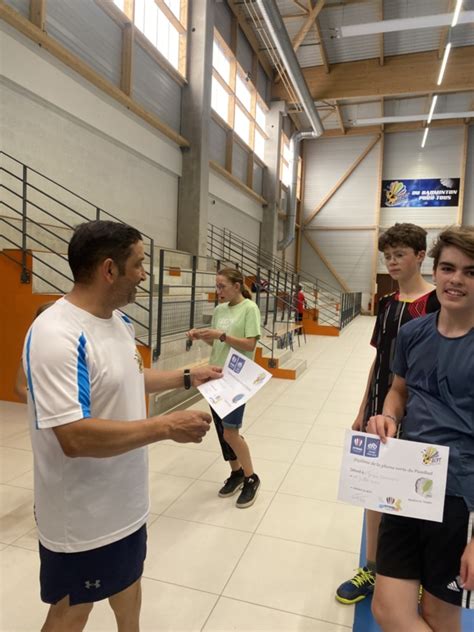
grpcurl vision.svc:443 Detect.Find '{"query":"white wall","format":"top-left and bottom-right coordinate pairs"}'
top-left (0, 22), bottom-right (182, 247)
top-left (301, 125), bottom-right (472, 308)
top-left (381, 127), bottom-right (463, 228)
top-left (301, 134), bottom-right (382, 304)
top-left (208, 170), bottom-right (263, 240)
top-left (463, 126), bottom-right (474, 227)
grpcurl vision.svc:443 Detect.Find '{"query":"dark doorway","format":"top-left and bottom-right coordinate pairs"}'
top-left (374, 274), bottom-right (399, 315)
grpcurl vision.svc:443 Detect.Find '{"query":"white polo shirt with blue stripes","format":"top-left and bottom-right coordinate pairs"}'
top-left (23, 297), bottom-right (149, 553)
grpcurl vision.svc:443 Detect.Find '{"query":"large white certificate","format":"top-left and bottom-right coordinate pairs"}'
top-left (338, 431), bottom-right (449, 522)
top-left (197, 349), bottom-right (272, 418)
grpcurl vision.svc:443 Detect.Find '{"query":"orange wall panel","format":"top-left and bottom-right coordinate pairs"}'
top-left (0, 251), bottom-right (59, 402)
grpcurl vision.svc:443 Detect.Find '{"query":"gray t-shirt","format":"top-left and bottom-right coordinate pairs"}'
top-left (393, 312), bottom-right (474, 510)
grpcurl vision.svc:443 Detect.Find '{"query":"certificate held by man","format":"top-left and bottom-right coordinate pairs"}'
top-left (338, 430), bottom-right (449, 522)
top-left (197, 349), bottom-right (272, 418)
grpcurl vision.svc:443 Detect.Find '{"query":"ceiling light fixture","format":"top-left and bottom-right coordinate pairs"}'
top-left (452, 0), bottom-right (463, 26)
top-left (338, 11), bottom-right (473, 37)
top-left (437, 42), bottom-right (452, 85)
top-left (421, 128), bottom-right (429, 149)
top-left (427, 95), bottom-right (438, 124)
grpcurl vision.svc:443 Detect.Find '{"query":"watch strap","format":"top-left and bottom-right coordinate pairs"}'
top-left (183, 368), bottom-right (192, 390)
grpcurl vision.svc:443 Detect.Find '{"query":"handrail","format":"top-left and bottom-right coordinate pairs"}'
top-left (1, 151), bottom-right (360, 366)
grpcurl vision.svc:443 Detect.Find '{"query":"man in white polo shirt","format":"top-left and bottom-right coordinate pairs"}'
top-left (24, 220), bottom-right (221, 631)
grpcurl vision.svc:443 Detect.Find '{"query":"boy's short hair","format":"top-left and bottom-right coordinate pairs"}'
top-left (68, 220), bottom-right (142, 283)
top-left (429, 225), bottom-right (474, 269)
top-left (378, 223), bottom-right (427, 254)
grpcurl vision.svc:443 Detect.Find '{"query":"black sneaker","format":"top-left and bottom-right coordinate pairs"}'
top-left (236, 474), bottom-right (260, 508)
top-left (218, 468), bottom-right (245, 497)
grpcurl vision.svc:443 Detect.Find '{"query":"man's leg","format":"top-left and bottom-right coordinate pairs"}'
top-left (108, 577), bottom-right (142, 632)
top-left (372, 575), bottom-right (432, 632)
top-left (420, 590), bottom-right (461, 632)
top-left (41, 596), bottom-right (93, 632)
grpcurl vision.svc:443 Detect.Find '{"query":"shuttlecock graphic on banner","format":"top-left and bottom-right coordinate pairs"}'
top-left (440, 178), bottom-right (454, 188)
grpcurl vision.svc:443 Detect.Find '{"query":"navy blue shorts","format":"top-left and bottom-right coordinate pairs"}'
top-left (39, 524), bottom-right (147, 605)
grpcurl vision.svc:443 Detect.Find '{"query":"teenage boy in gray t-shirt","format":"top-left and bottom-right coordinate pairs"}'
top-left (367, 226), bottom-right (474, 632)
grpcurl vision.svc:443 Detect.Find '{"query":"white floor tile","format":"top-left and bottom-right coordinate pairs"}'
top-left (256, 404), bottom-right (320, 425)
top-left (223, 534), bottom-right (357, 627)
top-left (88, 579), bottom-right (218, 631)
top-left (7, 469), bottom-right (34, 490)
top-left (164, 480), bottom-right (273, 532)
top-left (148, 471), bottom-right (196, 515)
top-left (306, 424), bottom-right (347, 447)
top-left (279, 464), bottom-right (341, 502)
top-left (257, 494), bottom-right (363, 553)
top-left (295, 443), bottom-right (343, 471)
top-left (247, 418), bottom-right (312, 442)
top-left (148, 444), bottom-right (219, 478)
top-left (0, 447), bottom-right (33, 484)
top-left (0, 484), bottom-right (35, 544)
top-left (145, 516), bottom-right (251, 593)
top-left (242, 435), bottom-right (302, 463)
top-left (0, 546), bottom-right (49, 630)
top-left (204, 597), bottom-right (351, 631)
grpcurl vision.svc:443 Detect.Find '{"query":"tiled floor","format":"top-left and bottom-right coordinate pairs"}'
top-left (0, 315), bottom-right (376, 632)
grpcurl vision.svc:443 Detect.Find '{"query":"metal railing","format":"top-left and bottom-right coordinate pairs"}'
top-left (0, 151), bottom-right (156, 347)
top-left (207, 223), bottom-right (361, 330)
top-left (1, 151), bottom-right (361, 367)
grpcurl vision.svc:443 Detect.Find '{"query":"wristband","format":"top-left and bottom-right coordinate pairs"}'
top-left (382, 413), bottom-right (398, 424)
top-left (183, 368), bottom-right (192, 390)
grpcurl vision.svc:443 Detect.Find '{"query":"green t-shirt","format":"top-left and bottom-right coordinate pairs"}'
top-left (209, 298), bottom-right (261, 367)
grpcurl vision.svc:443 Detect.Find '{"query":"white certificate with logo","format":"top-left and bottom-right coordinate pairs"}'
top-left (197, 349), bottom-right (272, 418)
top-left (338, 431), bottom-right (449, 522)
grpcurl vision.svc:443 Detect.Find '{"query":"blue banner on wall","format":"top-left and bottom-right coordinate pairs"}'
top-left (381, 178), bottom-right (460, 208)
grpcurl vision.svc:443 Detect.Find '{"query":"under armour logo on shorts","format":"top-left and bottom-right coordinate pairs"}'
top-left (84, 580), bottom-right (101, 589)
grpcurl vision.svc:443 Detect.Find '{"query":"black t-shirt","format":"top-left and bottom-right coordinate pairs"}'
top-left (363, 289), bottom-right (440, 423)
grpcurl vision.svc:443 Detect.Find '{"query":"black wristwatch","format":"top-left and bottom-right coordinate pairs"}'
top-left (183, 368), bottom-right (192, 390)
top-left (219, 332), bottom-right (227, 342)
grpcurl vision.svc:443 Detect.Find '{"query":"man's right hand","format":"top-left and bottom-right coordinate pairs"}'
top-left (162, 410), bottom-right (212, 443)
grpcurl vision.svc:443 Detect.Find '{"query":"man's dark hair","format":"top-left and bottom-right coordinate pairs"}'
top-left (429, 225), bottom-right (474, 269)
top-left (378, 223), bottom-right (427, 254)
top-left (68, 220), bottom-right (142, 283)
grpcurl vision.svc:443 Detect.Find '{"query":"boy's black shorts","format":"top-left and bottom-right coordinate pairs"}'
top-left (377, 496), bottom-right (473, 607)
top-left (39, 523), bottom-right (147, 605)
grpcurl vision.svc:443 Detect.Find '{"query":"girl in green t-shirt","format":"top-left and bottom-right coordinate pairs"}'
top-left (187, 268), bottom-right (261, 508)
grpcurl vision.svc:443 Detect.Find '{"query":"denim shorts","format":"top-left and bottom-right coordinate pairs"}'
top-left (39, 523), bottom-right (147, 605)
top-left (213, 404), bottom-right (246, 429)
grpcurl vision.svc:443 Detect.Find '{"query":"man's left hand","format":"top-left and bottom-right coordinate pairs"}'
top-left (191, 365), bottom-right (223, 386)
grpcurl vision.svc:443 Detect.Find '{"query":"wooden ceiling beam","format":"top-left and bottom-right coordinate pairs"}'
top-left (321, 118), bottom-right (472, 138)
top-left (335, 102), bottom-right (345, 134)
top-left (439, 0), bottom-right (455, 59)
top-left (292, 0), bottom-right (325, 52)
top-left (272, 46), bottom-right (474, 102)
top-left (378, 0), bottom-right (384, 66)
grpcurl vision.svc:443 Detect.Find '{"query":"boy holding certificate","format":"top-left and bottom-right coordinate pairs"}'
top-left (336, 224), bottom-right (439, 604)
top-left (368, 226), bottom-right (474, 632)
